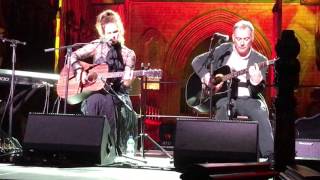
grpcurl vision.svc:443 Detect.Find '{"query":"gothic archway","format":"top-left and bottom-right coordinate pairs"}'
top-left (165, 9), bottom-right (272, 79)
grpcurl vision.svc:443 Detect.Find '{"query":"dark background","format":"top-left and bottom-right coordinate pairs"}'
top-left (0, 0), bottom-right (56, 71)
top-left (0, 0), bottom-right (77, 141)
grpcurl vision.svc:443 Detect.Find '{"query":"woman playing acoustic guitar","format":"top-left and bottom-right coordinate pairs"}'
top-left (69, 9), bottom-right (137, 156)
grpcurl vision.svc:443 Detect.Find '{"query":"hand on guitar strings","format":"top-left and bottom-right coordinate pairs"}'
top-left (201, 72), bottom-right (223, 93)
top-left (248, 63), bottom-right (263, 85)
top-left (75, 68), bottom-right (88, 85)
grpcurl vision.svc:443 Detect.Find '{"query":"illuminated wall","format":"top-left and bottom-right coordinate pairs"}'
top-left (61, 0), bottom-right (320, 117)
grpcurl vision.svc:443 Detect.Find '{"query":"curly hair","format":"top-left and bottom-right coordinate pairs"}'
top-left (95, 9), bottom-right (125, 45)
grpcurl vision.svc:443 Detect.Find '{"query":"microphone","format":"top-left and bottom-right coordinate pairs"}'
top-left (99, 37), bottom-right (117, 46)
top-left (99, 37), bottom-right (110, 43)
top-left (213, 33), bottom-right (229, 42)
top-left (0, 37), bottom-right (27, 45)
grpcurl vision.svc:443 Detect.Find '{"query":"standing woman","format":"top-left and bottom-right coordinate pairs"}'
top-left (69, 9), bottom-right (137, 155)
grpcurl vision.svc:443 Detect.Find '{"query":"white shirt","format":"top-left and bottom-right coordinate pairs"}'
top-left (226, 46), bottom-right (252, 97)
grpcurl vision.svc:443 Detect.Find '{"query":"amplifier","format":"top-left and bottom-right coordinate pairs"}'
top-left (295, 138), bottom-right (320, 160)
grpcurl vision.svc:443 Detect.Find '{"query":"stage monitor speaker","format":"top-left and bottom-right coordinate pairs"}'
top-left (174, 118), bottom-right (258, 170)
top-left (296, 138), bottom-right (320, 160)
top-left (23, 113), bottom-right (116, 165)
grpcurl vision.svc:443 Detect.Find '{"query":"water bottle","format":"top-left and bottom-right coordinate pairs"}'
top-left (126, 135), bottom-right (135, 158)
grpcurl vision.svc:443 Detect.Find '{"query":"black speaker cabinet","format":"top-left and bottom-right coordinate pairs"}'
top-left (23, 113), bottom-right (116, 165)
top-left (174, 118), bottom-right (258, 170)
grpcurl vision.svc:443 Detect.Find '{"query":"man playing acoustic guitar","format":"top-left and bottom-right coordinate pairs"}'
top-left (191, 20), bottom-right (274, 162)
top-left (69, 9), bottom-right (137, 156)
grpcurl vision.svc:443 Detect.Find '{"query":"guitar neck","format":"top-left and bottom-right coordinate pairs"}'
top-left (222, 58), bottom-right (277, 82)
top-left (104, 70), bottom-right (149, 79)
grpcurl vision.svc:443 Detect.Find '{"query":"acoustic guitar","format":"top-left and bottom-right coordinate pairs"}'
top-left (185, 58), bottom-right (278, 113)
top-left (56, 61), bottom-right (162, 104)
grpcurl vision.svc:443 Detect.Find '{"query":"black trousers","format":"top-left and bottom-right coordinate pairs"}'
top-left (81, 93), bottom-right (137, 155)
top-left (215, 97), bottom-right (274, 157)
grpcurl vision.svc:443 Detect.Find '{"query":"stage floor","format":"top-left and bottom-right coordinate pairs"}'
top-left (0, 151), bottom-right (180, 180)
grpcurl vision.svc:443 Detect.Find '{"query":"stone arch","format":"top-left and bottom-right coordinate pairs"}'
top-left (165, 9), bottom-right (272, 79)
top-left (138, 28), bottom-right (167, 68)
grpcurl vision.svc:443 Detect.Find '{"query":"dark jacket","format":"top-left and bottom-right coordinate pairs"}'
top-left (191, 42), bottom-right (268, 99)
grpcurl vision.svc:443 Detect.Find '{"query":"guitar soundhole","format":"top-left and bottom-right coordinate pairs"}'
top-left (87, 72), bottom-right (97, 83)
top-left (213, 74), bottom-right (223, 85)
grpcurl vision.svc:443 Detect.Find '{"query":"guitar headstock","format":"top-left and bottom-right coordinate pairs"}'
top-left (267, 57), bottom-right (280, 65)
top-left (145, 69), bottom-right (163, 79)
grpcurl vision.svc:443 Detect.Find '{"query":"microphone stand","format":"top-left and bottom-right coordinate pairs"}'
top-left (100, 78), bottom-right (136, 113)
top-left (137, 63), bottom-right (173, 160)
top-left (44, 43), bottom-right (88, 114)
top-left (0, 37), bottom-right (26, 156)
top-left (208, 38), bottom-right (225, 119)
top-left (0, 37), bottom-right (26, 138)
top-left (225, 80), bottom-right (233, 120)
top-left (100, 77), bottom-right (148, 164)
top-left (196, 35), bottom-right (215, 78)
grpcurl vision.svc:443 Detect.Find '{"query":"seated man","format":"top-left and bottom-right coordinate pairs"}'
top-left (191, 20), bottom-right (274, 160)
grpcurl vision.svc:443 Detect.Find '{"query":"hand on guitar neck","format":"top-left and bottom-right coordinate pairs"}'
top-left (121, 66), bottom-right (134, 87)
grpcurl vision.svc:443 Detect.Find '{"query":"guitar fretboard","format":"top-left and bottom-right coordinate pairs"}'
top-left (222, 58), bottom-right (278, 82)
top-left (104, 70), bottom-right (162, 79)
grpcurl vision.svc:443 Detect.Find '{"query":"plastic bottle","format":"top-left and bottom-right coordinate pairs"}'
top-left (126, 135), bottom-right (135, 158)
